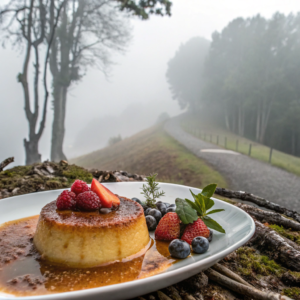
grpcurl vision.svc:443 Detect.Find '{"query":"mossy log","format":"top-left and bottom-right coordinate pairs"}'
top-left (215, 187), bottom-right (300, 223)
top-left (237, 203), bottom-right (300, 231)
top-left (248, 219), bottom-right (300, 271)
top-left (0, 157), bottom-right (14, 172)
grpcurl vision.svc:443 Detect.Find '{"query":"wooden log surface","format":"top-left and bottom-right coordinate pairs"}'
top-left (215, 187), bottom-right (300, 224)
top-left (237, 203), bottom-right (300, 231)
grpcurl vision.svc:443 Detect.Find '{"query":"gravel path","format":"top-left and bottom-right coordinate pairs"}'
top-left (165, 115), bottom-right (300, 211)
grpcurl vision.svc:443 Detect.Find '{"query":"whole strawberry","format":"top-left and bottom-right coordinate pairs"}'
top-left (155, 212), bottom-right (180, 241)
top-left (56, 190), bottom-right (77, 210)
top-left (181, 219), bottom-right (210, 245)
top-left (71, 179), bottom-right (90, 195)
top-left (77, 191), bottom-right (101, 211)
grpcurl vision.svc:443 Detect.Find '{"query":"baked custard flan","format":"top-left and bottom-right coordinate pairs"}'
top-left (34, 197), bottom-right (150, 268)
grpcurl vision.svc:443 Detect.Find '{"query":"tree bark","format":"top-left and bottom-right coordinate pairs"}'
top-left (51, 81), bottom-right (68, 162)
top-left (24, 137), bottom-right (42, 165)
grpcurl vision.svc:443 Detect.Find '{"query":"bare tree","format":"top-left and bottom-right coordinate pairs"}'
top-left (49, 0), bottom-right (131, 161)
top-left (0, 0), bottom-right (66, 164)
top-left (49, 0), bottom-right (172, 162)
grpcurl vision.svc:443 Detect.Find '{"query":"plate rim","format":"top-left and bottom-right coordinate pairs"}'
top-left (0, 182), bottom-right (255, 300)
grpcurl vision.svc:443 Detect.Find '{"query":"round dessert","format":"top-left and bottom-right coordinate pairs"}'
top-left (33, 197), bottom-right (150, 268)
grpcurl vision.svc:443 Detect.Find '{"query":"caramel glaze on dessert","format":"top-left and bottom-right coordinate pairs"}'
top-left (0, 210), bottom-right (177, 296)
top-left (34, 198), bottom-right (151, 268)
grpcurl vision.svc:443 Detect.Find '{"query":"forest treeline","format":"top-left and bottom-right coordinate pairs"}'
top-left (167, 13), bottom-right (300, 157)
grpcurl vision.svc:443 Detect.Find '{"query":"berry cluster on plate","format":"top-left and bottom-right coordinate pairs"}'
top-left (56, 179), bottom-right (120, 212)
top-left (134, 183), bottom-right (225, 259)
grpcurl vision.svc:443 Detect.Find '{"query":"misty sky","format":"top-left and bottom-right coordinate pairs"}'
top-left (1, 0), bottom-right (300, 166)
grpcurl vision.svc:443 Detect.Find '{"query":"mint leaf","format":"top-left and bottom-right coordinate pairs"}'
top-left (185, 198), bottom-right (199, 211)
top-left (190, 190), bottom-right (205, 215)
top-left (202, 216), bottom-right (226, 233)
top-left (175, 198), bottom-right (198, 224)
top-left (201, 184), bottom-right (217, 198)
top-left (203, 195), bottom-right (214, 211)
top-left (206, 209), bottom-right (225, 215)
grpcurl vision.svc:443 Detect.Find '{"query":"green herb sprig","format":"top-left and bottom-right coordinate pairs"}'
top-left (175, 183), bottom-right (226, 233)
top-left (141, 173), bottom-right (165, 208)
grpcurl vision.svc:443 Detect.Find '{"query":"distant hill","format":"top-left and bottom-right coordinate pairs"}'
top-left (71, 125), bottom-right (227, 189)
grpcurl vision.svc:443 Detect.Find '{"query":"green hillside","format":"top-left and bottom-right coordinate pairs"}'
top-left (71, 125), bottom-right (228, 189)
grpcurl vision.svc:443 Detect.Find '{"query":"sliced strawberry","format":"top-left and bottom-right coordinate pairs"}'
top-left (181, 218), bottom-right (210, 245)
top-left (91, 179), bottom-right (120, 208)
top-left (155, 212), bottom-right (180, 241)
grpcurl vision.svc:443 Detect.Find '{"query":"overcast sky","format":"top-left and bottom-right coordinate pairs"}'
top-left (1, 0), bottom-right (300, 166)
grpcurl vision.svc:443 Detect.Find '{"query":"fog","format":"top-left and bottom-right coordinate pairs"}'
top-left (1, 0), bottom-right (300, 167)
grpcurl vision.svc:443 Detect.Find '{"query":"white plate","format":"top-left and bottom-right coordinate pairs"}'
top-left (0, 182), bottom-right (255, 300)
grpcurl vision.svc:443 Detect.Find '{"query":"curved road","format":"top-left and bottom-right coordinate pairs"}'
top-left (165, 115), bottom-right (300, 211)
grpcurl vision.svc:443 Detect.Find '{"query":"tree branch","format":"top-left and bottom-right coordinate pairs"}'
top-left (215, 187), bottom-right (300, 223)
top-left (205, 268), bottom-right (292, 300)
top-left (0, 157), bottom-right (14, 172)
top-left (237, 203), bottom-right (300, 231)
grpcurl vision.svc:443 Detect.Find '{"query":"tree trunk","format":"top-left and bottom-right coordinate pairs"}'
top-left (50, 81), bottom-right (68, 162)
top-left (24, 137), bottom-right (41, 165)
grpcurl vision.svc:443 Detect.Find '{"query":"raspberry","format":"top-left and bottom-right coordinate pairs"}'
top-left (71, 180), bottom-right (89, 195)
top-left (56, 190), bottom-right (77, 210)
top-left (76, 191), bottom-right (101, 211)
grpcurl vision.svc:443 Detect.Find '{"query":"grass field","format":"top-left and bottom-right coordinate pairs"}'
top-left (71, 125), bottom-right (228, 189)
top-left (182, 116), bottom-right (300, 177)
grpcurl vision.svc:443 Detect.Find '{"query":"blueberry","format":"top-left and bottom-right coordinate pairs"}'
top-left (164, 202), bottom-right (171, 208)
top-left (146, 215), bottom-right (157, 231)
top-left (166, 206), bottom-right (176, 213)
top-left (132, 197), bottom-right (142, 205)
top-left (148, 209), bottom-right (162, 223)
top-left (156, 203), bottom-right (167, 215)
top-left (99, 208), bottom-right (111, 214)
top-left (156, 201), bottom-right (163, 205)
top-left (145, 208), bottom-right (152, 216)
top-left (207, 229), bottom-right (213, 242)
top-left (169, 204), bottom-right (176, 208)
top-left (169, 239), bottom-right (191, 259)
top-left (191, 237), bottom-right (209, 254)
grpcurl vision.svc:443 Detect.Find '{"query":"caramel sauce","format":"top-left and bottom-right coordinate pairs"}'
top-left (0, 216), bottom-right (176, 297)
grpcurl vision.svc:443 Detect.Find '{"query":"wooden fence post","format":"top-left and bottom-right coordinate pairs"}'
top-left (248, 144), bottom-right (252, 156)
top-left (236, 139), bottom-right (239, 152)
top-left (269, 148), bottom-right (273, 163)
top-left (210, 134), bottom-right (212, 142)
top-left (217, 135), bottom-right (219, 145)
top-left (225, 137), bottom-right (227, 149)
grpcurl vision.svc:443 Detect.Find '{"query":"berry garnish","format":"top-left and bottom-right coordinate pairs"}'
top-left (166, 206), bottom-right (176, 213)
top-left (191, 236), bottom-right (209, 254)
top-left (91, 179), bottom-right (120, 208)
top-left (146, 215), bottom-right (157, 231)
top-left (71, 179), bottom-right (89, 195)
top-left (155, 212), bottom-right (180, 241)
top-left (156, 203), bottom-right (167, 215)
top-left (76, 191), bottom-right (101, 211)
top-left (56, 190), bottom-right (77, 210)
top-left (132, 197), bottom-right (142, 205)
top-left (145, 208), bottom-right (152, 216)
top-left (168, 239), bottom-right (190, 259)
top-left (181, 219), bottom-right (210, 245)
top-left (148, 209), bottom-right (162, 223)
